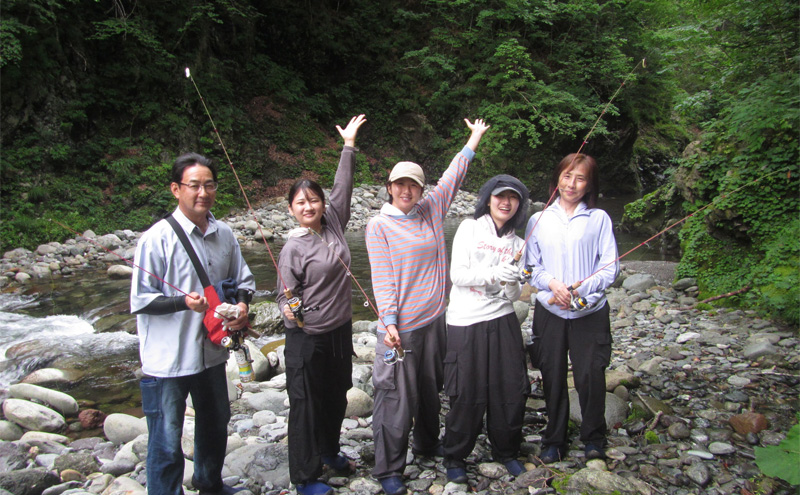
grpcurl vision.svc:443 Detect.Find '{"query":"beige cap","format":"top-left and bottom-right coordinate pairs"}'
top-left (389, 161), bottom-right (425, 187)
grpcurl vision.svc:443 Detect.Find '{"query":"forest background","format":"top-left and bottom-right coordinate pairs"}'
top-left (1, 0), bottom-right (798, 324)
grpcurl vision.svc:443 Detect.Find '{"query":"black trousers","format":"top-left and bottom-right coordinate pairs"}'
top-left (529, 300), bottom-right (611, 449)
top-left (285, 321), bottom-right (353, 484)
top-left (443, 312), bottom-right (528, 469)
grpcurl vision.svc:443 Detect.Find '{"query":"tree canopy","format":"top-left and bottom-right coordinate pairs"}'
top-left (1, 0), bottom-right (797, 323)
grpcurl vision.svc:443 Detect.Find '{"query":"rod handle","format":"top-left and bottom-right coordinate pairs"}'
top-left (284, 288), bottom-right (305, 328)
top-left (389, 333), bottom-right (405, 358)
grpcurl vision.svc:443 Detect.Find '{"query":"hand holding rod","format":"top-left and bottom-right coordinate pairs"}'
top-left (547, 281), bottom-right (583, 306)
top-left (284, 288), bottom-right (305, 328)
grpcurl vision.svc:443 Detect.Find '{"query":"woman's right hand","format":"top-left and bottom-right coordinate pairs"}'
top-left (548, 279), bottom-right (574, 309)
top-left (337, 114), bottom-right (367, 147)
top-left (283, 303), bottom-right (296, 321)
top-left (384, 324), bottom-right (401, 349)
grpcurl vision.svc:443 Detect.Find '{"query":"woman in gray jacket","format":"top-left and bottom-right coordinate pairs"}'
top-left (276, 114), bottom-right (366, 495)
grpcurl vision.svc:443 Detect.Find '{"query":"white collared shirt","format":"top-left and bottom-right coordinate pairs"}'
top-left (130, 207), bottom-right (255, 377)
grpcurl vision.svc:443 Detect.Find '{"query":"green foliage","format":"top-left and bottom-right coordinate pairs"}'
top-left (755, 416), bottom-right (800, 486)
top-left (645, 430), bottom-right (660, 445)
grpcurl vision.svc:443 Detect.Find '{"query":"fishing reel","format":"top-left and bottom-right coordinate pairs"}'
top-left (221, 332), bottom-right (254, 383)
top-left (383, 347), bottom-right (406, 366)
top-left (517, 264), bottom-right (533, 284)
top-left (569, 293), bottom-right (590, 312)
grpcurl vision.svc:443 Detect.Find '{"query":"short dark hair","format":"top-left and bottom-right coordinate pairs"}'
top-left (171, 153), bottom-right (217, 184)
top-left (288, 179), bottom-right (326, 206)
top-left (549, 153), bottom-right (599, 209)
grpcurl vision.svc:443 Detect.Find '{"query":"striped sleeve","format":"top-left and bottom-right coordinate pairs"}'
top-left (365, 218), bottom-right (399, 327)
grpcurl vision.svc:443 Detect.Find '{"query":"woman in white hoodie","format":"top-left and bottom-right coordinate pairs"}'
top-left (442, 174), bottom-right (530, 483)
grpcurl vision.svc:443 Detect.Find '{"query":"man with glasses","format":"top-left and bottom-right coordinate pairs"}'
top-left (130, 152), bottom-right (255, 495)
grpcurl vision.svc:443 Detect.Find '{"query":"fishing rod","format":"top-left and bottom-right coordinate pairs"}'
top-left (511, 58), bottom-right (647, 271)
top-left (306, 229), bottom-right (406, 364)
top-left (546, 167), bottom-right (791, 306)
top-left (184, 67), bottom-right (308, 327)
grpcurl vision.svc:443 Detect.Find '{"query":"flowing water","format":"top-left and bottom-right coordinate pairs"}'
top-left (0, 195), bottom-right (676, 413)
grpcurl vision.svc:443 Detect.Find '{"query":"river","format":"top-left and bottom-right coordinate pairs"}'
top-left (0, 195), bottom-right (677, 414)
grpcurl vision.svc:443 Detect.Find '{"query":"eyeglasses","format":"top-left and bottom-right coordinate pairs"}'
top-left (179, 182), bottom-right (218, 192)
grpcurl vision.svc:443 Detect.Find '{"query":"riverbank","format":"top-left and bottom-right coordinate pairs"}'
top-left (0, 185), bottom-right (478, 286)
top-left (1, 269), bottom-right (797, 494)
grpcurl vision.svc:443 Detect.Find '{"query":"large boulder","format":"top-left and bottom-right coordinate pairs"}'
top-left (568, 390), bottom-right (628, 430)
top-left (2, 399), bottom-right (66, 433)
top-left (0, 468), bottom-right (60, 495)
top-left (8, 383), bottom-right (79, 416)
top-left (103, 414), bottom-right (148, 445)
top-left (223, 443), bottom-right (290, 489)
top-left (344, 387), bottom-right (373, 418)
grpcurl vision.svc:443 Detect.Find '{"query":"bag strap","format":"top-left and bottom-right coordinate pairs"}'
top-left (165, 214), bottom-right (212, 288)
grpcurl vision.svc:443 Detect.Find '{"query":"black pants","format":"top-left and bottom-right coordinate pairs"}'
top-left (529, 300), bottom-right (611, 449)
top-left (285, 321), bottom-right (353, 484)
top-left (443, 312), bottom-right (528, 469)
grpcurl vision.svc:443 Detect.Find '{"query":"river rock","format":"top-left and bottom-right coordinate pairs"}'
top-left (14, 272), bottom-right (31, 284)
top-left (223, 443), bottom-right (290, 489)
top-left (0, 422), bottom-right (23, 442)
top-left (567, 468), bottom-right (655, 494)
top-left (344, 387), bottom-right (373, 418)
top-left (20, 368), bottom-right (85, 386)
top-left (19, 431), bottom-right (70, 446)
top-left (568, 390), bottom-right (628, 429)
top-left (103, 413), bottom-right (148, 445)
top-left (250, 302), bottom-right (285, 335)
top-left (672, 277), bottom-right (696, 291)
top-left (99, 476), bottom-right (146, 494)
top-left (0, 467), bottom-right (60, 495)
top-left (8, 383), bottom-right (79, 416)
top-left (79, 409), bottom-right (107, 429)
top-left (622, 273), bottom-right (656, 292)
top-left (728, 411), bottom-right (769, 435)
top-left (2, 398), bottom-right (66, 433)
top-left (0, 442), bottom-right (29, 473)
top-left (53, 451), bottom-right (100, 476)
top-left (742, 341), bottom-right (778, 359)
top-left (107, 264), bottom-right (133, 278)
top-left (242, 389), bottom-right (288, 414)
top-left (101, 458), bottom-right (136, 476)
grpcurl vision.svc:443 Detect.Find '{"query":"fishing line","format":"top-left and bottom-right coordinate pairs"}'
top-left (184, 68), bottom-right (287, 292)
top-left (547, 166), bottom-right (791, 305)
top-left (184, 67), bottom-right (312, 326)
top-left (306, 228), bottom-right (405, 361)
top-left (49, 218), bottom-right (229, 321)
top-left (514, 59), bottom-right (647, 264)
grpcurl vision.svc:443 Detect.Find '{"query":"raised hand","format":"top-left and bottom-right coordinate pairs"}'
top-left (337, 114), bottom-right (367, 147)
top-left (464, 118), bottom-right (490, 151)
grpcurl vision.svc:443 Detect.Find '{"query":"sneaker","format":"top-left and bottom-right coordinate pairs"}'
top-left (322, 454), bottom-right (352, 472)
top-left (379, 476), bottom-right (407, 495)
top-left (446, 467), bottom-right (468, 483)
top-left (584, 443), bottom-right (606, 460)
top-left (538, 445), bottom-right (565, 464)
top-left (503, 459), bottom-right (526, 477)
top-left (296, 481), bottom-right (334, 495)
